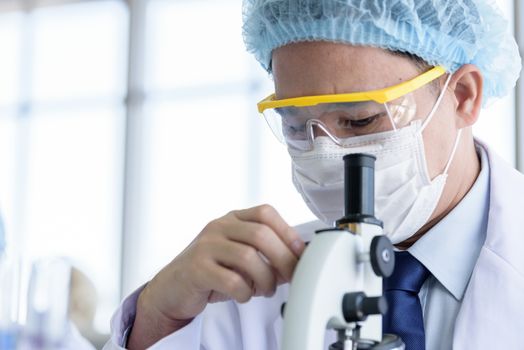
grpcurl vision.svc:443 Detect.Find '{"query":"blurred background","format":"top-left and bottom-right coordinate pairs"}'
top-left (0, 0), bottom-right (522, 347)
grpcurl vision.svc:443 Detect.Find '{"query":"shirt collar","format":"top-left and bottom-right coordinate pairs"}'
top-left (408, 143), bottom-right (490, 300)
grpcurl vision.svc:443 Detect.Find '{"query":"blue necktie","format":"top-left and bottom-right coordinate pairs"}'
top-left (383, 251), bottom-right (431, 350)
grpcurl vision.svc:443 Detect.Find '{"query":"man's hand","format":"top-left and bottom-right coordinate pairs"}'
top-left (127, 204), bottom-right (306, 349)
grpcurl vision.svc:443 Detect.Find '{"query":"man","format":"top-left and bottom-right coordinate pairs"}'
top-left (104, 1), bottom-right (524, 349)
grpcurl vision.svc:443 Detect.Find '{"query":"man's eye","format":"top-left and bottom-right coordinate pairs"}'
top-left (345, 113), bottom-right (384, 128)
top-left (351, 116), bottom-right (377, 127)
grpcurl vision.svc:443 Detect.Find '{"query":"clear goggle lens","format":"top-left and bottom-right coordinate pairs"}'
top-left (262, 93), bottom-right (417, 151)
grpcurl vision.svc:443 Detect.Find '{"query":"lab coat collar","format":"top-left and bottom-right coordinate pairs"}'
top-left (453, 140), bottom-right (524, 349)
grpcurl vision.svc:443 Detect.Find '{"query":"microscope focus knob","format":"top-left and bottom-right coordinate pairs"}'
top-left (342, 292), bottom-right (388, 323)
top-left (370, 236), bottom-right (395, 278)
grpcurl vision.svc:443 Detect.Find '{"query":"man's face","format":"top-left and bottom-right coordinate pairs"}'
top-left (271, 41), bottom-right (459, 180)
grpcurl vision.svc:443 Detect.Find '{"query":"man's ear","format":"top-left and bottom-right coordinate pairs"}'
top-left (446, 64), bottom-right (483, 128)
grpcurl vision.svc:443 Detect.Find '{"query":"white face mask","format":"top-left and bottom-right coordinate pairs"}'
top-left (290, 75), bottom-right (462, 244)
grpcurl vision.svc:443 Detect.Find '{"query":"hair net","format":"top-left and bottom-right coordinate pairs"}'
top-left (242, 0), bottom-right (522, 103)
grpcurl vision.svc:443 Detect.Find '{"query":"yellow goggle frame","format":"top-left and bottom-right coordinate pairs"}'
top-left (257, 66), bottom-right (446, 113)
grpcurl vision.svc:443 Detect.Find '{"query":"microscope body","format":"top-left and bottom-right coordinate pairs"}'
top-left (281, 154), bottom-right (403, 350)
top-left (282, 222), bottom-right (384, 350)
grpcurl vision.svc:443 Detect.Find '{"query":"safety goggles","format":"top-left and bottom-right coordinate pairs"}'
top-left (257, 66), bottom-right (446, 151)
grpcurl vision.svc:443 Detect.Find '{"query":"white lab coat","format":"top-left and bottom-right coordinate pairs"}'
top-left (103, 142), bottom-right (524, 349)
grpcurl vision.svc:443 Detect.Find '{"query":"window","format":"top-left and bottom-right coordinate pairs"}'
top-left (0, 0), bottom-right (128, 332)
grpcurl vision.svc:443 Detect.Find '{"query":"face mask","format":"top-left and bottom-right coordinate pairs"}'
top-left (290, 76), bottom-right (461, 244)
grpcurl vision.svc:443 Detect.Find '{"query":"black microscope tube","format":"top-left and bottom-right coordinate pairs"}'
top-left (336, 153), bottom-right (382, 227)
top-left (344, 153), bottom-right (376, 218)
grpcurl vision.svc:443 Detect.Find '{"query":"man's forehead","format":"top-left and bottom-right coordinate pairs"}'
top-left (272, 42), bottom-right (422, 99)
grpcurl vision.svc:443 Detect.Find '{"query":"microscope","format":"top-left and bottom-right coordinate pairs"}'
top-left (281, 154), bottom-right (404, 350)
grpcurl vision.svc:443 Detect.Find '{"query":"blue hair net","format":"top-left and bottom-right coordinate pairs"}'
top-left (242, 0), bottom-right (522, 103)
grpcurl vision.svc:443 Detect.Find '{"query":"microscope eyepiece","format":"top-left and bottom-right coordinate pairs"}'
top-left (336, 153), bottom-right (383, 228)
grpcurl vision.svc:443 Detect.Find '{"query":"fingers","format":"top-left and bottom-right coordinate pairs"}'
top-left (213, 240), bottom-right (277, 298)
top-left (196, 260), bottom-right (253, 304)
top-left (222, 220), bottom-right (298, 282)
top-left (186, 204), bottom-right (304, 306)
top-left (232, 204), bottom-right (306, 257)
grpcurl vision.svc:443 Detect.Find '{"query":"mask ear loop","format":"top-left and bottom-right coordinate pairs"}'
top-left (443, 128), bottom-right (463, 175)
top-left (422, 72), bottom-right (461, 176)
top-left (421, 73), bottom-right (453, 131)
